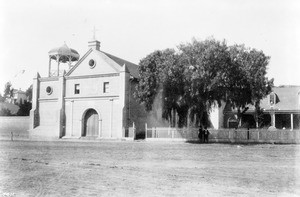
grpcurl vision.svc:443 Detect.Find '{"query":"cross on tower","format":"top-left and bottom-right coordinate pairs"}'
top-left (92, 26), bottom-right (98, 40)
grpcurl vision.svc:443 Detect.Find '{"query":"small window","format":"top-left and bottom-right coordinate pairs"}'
top-left (89, 59), bottom-right (96, 68)
top-left (74, 84), bottom-right (80, 94)
top-left (103, 82), bottom-right (109, 93)
top-left (46, 86), bottom-right (53, 95)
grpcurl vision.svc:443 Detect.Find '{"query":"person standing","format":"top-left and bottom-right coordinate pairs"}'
top-left (204, 126), bottom-right (210, 143)
top-left (198, 126), bottom-right (203, 143)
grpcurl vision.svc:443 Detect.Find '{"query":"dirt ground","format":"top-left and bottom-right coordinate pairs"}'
top-left (0, 140), bottom-right (299, 197)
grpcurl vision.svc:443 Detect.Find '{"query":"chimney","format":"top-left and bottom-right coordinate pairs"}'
top-left (88, 40), bottom-right (101, 51)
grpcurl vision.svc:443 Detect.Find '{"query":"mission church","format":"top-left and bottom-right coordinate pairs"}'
top-left (29, 37), bottom-right (140, 139)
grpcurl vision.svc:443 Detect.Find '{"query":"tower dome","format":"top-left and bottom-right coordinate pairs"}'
top-left (48, 43), bottom-right (80, 77)
top-left (48, 43), bottom-right (80, 63)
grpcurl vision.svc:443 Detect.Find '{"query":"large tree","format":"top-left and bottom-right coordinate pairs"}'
top-left (4, 81), bottom-right (14, 98)
top-left (135, 49), bottom-right (187, 126)
top-left (135, 38), bottom-right (273, 128)
top-left (135, 50), bottom-right (163, 111)
top-left (0, 94), bottom-right (5, 102)
top-left (16, 100), bottom-right (32, 116)
top-left (227, 44), bottom-right (273, 126)
top-left (25, 84), bottom-right (33, 102)
top-left (178, 38), bottom-right (231, 126)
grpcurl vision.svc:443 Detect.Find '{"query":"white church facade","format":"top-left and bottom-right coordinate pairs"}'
top-left (29, 39), bottom-right (144, 139)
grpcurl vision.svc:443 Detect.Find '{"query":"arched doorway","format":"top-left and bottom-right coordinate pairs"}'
top-left (82, 109), bottom-right (99, 137)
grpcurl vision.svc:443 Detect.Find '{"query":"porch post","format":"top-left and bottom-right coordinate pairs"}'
top-left (268, 104), bottom-right (276, 131)
top-left (270, 111), bottom-right (276, 129)
top-left (290, 114), bottom-right (294, 131)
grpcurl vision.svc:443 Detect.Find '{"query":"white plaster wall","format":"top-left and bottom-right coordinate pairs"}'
top-left (38, 80), bottom-right (59, 128)
top-left (65, 76), bottom-right (119, 98)
top-left (39, 80), bottom-right (59, 99)
top-left (69, 50), bottom-right (120, 77)
top-left (64, 98), bottom-right (122, 138)
top-left (64, 74), bottom-right (123, 138)
top-left (39, 101), bottom-right (58, 126)
top-left (210, 105), bottom-right (220, 129)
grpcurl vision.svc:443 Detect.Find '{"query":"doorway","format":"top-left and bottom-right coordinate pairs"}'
top-left (83, 109), bottom-right (99, 137)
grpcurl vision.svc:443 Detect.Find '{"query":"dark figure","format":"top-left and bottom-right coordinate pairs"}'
top-left (204, 127), bottom-right (210, 143)
top-left (198, 126), bottom-right (203, 142)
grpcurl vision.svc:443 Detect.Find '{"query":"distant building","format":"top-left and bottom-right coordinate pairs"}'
top-left (6, 89), bottom-right (27, 105)
top-left (223, 86), bottom-right (300, 130)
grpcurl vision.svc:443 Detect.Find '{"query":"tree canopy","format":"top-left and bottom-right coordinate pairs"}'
top-left (25, 84), bottom-right (33, 102)
top-left (135, 38), bottom-right (273, 128)
top-left (4, 81), bottom-right (14, 98)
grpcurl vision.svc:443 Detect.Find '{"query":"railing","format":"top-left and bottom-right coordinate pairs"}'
top-left (145, 123), bottom-right (198, 140)
top-left (123, 122), bottom-right (135, 139)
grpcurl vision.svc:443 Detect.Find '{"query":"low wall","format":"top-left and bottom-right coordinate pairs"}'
top-left (0, 116), bottom-right (30, 140)
top-left (146, 127), bottom-right (300, 144)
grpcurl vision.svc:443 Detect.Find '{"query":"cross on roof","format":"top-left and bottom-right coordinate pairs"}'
top-left (92, 26), bottom-right (98, 40)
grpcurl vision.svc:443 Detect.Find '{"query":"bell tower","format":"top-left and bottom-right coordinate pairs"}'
top-left (48, 43), bottom-right (80, 77)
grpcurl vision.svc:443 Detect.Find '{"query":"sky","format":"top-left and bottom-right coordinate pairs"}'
top-left (0, 0), bottom-right (300, 92)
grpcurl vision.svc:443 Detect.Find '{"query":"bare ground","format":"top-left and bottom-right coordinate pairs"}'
top-left (0, 140), bottom-right (300, 197)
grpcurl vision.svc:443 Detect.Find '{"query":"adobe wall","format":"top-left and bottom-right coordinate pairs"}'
top-left (64, 74), bottom-right (122, 138)
top-left (65, 75), bottom-right (120, 98)
top-left (128, 82), bottom-right (169, 134)
top-left (0, 116), bottom-right (30, 140)
top-left (38, 79), bottom-right (59, 127)
top-left (64, 98), bottom-right (122, 138)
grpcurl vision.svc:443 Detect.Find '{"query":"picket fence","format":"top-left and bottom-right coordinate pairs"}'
top-left (144, 123), bottom-right (300, 143)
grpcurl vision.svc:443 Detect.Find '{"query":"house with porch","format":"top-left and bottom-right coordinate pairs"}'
top-left (223, 86), bottom-right (300, 130)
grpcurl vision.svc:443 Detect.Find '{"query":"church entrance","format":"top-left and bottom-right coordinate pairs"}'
top-left (83, 109), bottom-right (99, 137)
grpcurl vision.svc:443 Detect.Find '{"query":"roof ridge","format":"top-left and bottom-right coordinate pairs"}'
top-left (101, 51), bottom-right (139, 78)
top-left (102, 51), bottom-right (138, 66)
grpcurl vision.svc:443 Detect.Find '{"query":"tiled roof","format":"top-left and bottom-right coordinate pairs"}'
top-left (102, 51), bottom-right (139, 78)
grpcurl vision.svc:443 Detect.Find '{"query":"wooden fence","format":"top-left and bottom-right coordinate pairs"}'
top-left (144, 123), bottom-right (300, 143)
top-left (123, 122), bottom-right (136, 139)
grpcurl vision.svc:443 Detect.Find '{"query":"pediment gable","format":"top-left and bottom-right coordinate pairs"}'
top-left (66, 49), bottom-right (122, 77)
